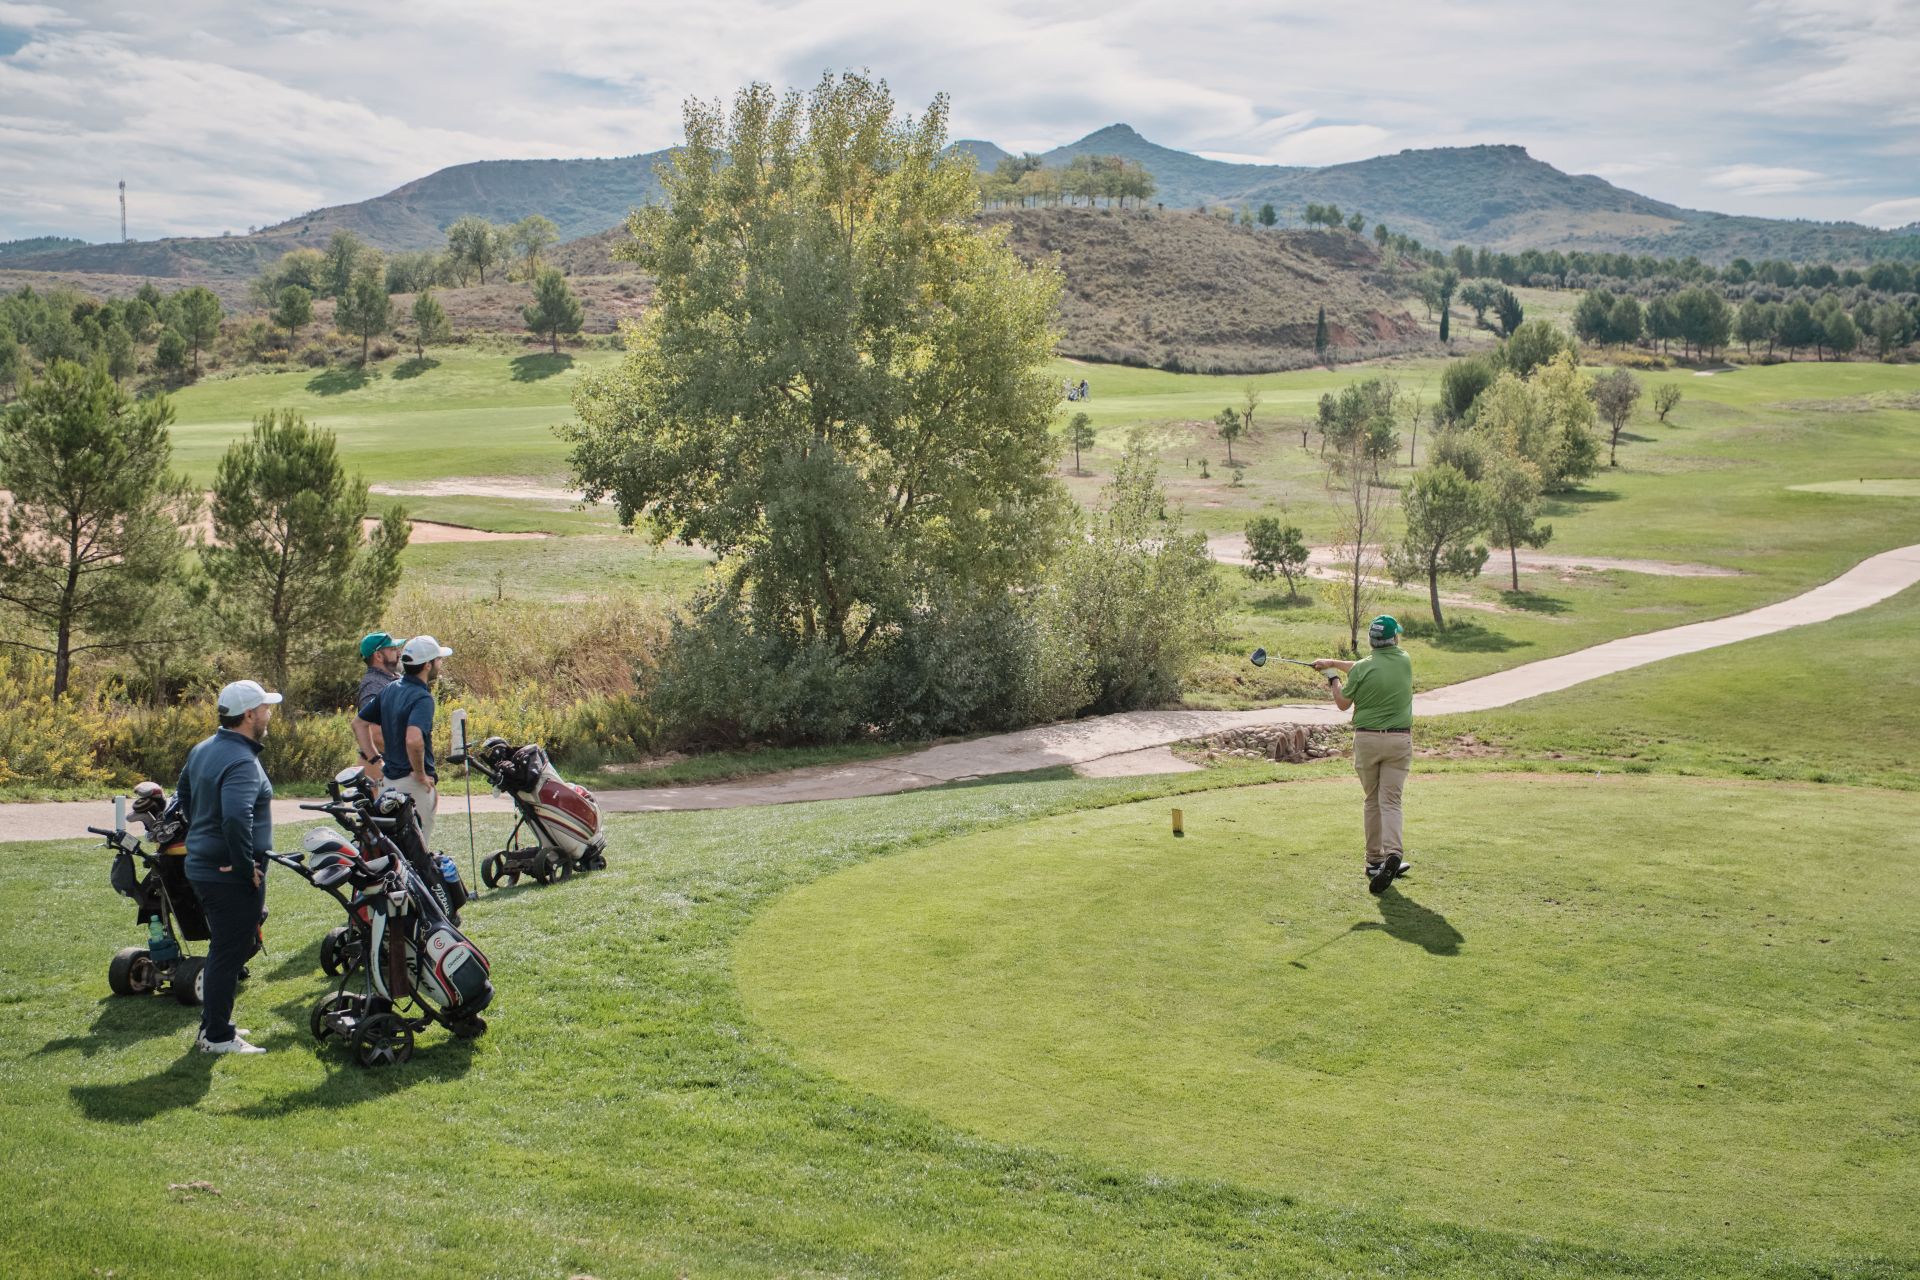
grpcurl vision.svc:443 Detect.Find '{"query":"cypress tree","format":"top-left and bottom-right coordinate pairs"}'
top-left (1314, 306), bottom-right (1329, 359)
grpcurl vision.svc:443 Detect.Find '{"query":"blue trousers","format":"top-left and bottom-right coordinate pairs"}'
top-left (189, 875), bottom-right (264, 1044)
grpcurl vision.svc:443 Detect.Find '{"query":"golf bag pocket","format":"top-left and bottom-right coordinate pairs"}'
top-left (422, 927), bottom-right (492, 1013)
top-left (110, 850), bottom-right (141, 900)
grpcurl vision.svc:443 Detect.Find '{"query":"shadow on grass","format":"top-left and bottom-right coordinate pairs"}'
top-left (1250, 590), bottom-right (1317, 611)
top-left (1359, 885), bottom-right (1464, 956)
top-left (1402, 620), bottom-right (1526, 653)
top-left (1542, 488), bottom-right (1622, 517)
top-left (307, 364), bottom-right (371, 396)
top-left (233, 1035), bottom-right (477, 1118)
top-left (511, 352), bottom-right (573, 382)
top-left (37, 996), bottom-right (194, 1059)
top-left (392, 356), bottom-right (439, 380)
top-left (1500, 590), bottom-right (1571, 615)
top-left (71, 1049), bottom-right (215, 1123)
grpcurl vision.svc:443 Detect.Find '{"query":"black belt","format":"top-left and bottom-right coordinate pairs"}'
top-left (1356, 727), bottom-right (1411, 734)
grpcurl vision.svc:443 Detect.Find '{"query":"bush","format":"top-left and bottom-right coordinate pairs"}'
top-left (0, 655), bottom-right (114, 790)
top-left (1054, 444), bottom-right (1221, 713)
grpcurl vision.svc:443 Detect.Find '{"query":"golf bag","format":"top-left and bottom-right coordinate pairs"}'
top-left (326, 767), bottom-right (468, 922)
top-left (466, 737), bottom-right (608, 888)
top-left (87, 780), bottom-right (252, 1006)
top-left (272, 830), bottom-right (492, 1068)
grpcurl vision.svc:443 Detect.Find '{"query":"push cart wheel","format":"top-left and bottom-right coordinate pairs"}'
top-left (319, 926), bottom-right (348, 976)
top-left (310, 992), bottom-right (360, 1042)
top-left (351, 1012), bottom-right (414, 1067)
top-left (481, 853), bottom-right (504, 889)
top-left (108, 946), bottom-right (153, 996)
top-left (171, 956), bottom-right (206, 1007)
top-left (447, 1015), bottom-right (488, 1040)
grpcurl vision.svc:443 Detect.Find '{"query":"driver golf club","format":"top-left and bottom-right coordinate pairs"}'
top-left (1248, 647), bottom-right (1317, 670)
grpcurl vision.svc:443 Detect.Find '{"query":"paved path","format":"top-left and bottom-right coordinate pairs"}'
top-left (8, 544), bottom-right (1918, 843)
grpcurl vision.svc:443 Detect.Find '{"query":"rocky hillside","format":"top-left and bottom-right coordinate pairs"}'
top-left (14, 124), bottom-right (1914, 279)
top-left (989, 208), bottom-right (1425, 372)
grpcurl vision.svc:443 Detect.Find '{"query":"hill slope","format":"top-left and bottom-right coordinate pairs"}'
top-left (987, 208), bottom-right (1425, 372)
top-left (13, 124), bottom-right (1914, 280)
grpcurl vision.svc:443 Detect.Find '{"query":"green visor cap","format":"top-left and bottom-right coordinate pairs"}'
top-left (1368, 615), bottom-right (1402, 644)
top-left (359, 631), bottom-right (401, 661)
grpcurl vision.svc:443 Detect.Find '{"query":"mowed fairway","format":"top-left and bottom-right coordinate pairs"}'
top-left (739, 774), bottom-right (1920, 1267)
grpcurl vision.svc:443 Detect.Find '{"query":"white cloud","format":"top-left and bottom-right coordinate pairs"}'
top-left (0, 1), bottom-right (1914, 240)
top-left (1703, 164), bottom-right (1827, 196)
top-left (1857, 196), bottom-right (1920, 229)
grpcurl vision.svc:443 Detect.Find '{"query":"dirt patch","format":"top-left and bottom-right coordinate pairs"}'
top-left (378, 518), bottom-right (548, 543)
top-left (1207, 535), bottom-right (1737, 580)
top-left (1174, 723), bottom-right (1344, 765)
top-left (369, 478), bottom-right (597, 503)
top-left (1417, 733), bottom-right (1508, 760)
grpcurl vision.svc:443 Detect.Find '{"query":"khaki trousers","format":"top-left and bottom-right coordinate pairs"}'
top-left (1353, 730), bottom-right (1412, 864)
top-left (382, 772), bottom-right (438, 850)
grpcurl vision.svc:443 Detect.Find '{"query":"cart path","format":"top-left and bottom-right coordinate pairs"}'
top-left (5, 543), bottom-right (1918, 843)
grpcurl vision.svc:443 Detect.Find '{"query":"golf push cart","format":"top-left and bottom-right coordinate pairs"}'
top-left (456, 735), bottom-right (608, 888)
top-left (270, 793), bottom-right (492, 1068)
top-left (299, 766), bottom-right (470, 976)
top-left (86, 782), bottom-right (259, 1006)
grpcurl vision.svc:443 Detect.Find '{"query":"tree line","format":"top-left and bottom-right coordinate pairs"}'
top-left (0, 281), bottom-right (227, 397)
top-left (977, 153), bottom-right (1158, 208)
top-left (0, 360), bottom-right (407, 703)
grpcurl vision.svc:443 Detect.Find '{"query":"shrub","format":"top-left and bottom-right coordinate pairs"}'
top-left (1055, 443), bottom-right (1221, 713)
top-left (0, 655), bottom-right (114, 790)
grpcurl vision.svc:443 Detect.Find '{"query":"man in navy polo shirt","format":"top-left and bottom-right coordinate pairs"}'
top-left (177, 679), bottom-right (280, 1055)
top-left (359, 634), bottom-right (452, 848)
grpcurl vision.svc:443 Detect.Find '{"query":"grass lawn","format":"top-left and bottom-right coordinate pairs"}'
top-left (740, 774), bottom-right (1919, 1273)
top-left (1424, 582), bottom-right (1920, 790)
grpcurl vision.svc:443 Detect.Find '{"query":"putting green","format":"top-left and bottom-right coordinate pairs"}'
top-left (738, 774), bottom-right (1920, 1262)
top-left (1789, 479), bottom-right (1920, 497)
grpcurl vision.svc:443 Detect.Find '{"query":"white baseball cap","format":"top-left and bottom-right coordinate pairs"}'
top-left (217, 679), bottom-right (283, 715)
top-left (402, 635), bottom-right (453, 667)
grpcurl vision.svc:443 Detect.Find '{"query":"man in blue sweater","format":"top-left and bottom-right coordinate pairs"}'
top-left (176, 679), bottom-right (280, 1055)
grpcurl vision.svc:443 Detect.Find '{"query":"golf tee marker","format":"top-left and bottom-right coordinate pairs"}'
top-left (1171, 807), bottom-right (1184, 836)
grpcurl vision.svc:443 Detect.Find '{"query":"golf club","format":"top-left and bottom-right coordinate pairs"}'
top-left (1248, 647), bottom-right (1318, 670)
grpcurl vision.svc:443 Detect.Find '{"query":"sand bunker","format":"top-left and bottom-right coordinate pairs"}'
top-left (1789, 479), bottom-right (1920, 498)
top-left (370, 478), bottom-right (597, 503)
top-left (1205, 536), bottom-right (1737, 580)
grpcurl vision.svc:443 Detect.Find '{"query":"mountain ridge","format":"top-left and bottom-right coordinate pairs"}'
top-left (8, 124), bottom-right (1913, 278)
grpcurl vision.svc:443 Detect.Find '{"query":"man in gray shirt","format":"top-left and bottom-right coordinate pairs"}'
top-left (352, 631), bottom-right (403, 777)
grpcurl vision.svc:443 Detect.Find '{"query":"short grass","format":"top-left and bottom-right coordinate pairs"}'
top-left (163, 347), bottom-right (619, 485)
top-left (1424, 582), bottom-right (1920, 790)
top-left (740, 774), bottom-right (1919, 1273)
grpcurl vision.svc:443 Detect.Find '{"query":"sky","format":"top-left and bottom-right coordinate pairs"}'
top-left (1, 0), bottom-right (1916, 243)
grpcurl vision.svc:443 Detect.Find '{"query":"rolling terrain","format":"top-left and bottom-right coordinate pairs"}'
top-left (13, 125), bottom-right (1915, 282)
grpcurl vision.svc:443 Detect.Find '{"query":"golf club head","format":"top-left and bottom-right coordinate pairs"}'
top-left (1249, 647), bottom-right (1268, 667)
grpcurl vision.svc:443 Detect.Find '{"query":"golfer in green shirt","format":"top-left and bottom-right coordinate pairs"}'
top-left (1315, 615), bottom-right (1415, 894)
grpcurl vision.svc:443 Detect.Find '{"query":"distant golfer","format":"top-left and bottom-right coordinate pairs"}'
top-left (351, 631), bottom-right (403, 778)
top-left (1314, 615), bottom-right (1414, 894)
top-left (176, 679), bottom-right (281, 1055)
top-left (360, 634), bottom-right (453, 848)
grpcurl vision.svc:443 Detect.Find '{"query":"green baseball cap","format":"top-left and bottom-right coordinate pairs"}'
top-left (1368, 615), bottom-right (1402, 646)
top-left (359, 631), bottom-right (402, 661)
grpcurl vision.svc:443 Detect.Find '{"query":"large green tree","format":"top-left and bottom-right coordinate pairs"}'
top-left (1483, 452), bottom-right (1551, 592)
top-left (0, 361), bottom-right (194, 696)
top-left (1387, 462), bottom-right (1487, 630)
top-left (410, 289), bottom-right (450, 357)
top-left (446, 216), bottom-right (502, 285)
top-left (563, 73), bottom-right (1068, 659)
top-left (176, 286), bottom-right (222, 375)
top-left (272, 284), bottom-right (313, 347)
top-left (510, 215), bottom-right (560, 278)
top-left (204, 411), bottom-right (409, 707)
top-left (334, 260), bottom-right (391, 363)
top-left (523, 268), bottom-right (584, 353)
